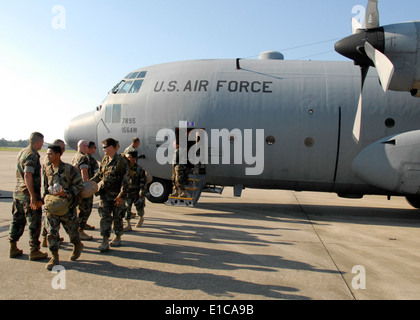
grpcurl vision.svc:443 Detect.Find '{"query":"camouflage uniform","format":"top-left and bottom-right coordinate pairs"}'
top-left (91, 154), bottom-right (129, 238)
top-left (172, 148), bottom-right (189, 194)
top-left (125, 162), bottom-right (147, 220)
top-left (43, 161), bottom-right (83, 252)
top-left (123, 145), bottom-right (137, 155)
top-left (87, 153), bottom-right (99, 178)
top-left (9, 146), bottom-right (43, 251)
top-left (72, 151), bottom-right (93, 230)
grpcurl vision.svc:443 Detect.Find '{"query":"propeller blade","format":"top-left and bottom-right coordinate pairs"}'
top-left (353, 93), bottom-right (363, 142)
top-left (352, 17), bottom-right (363, 34)
top-left (365, 0), bottom-right (380, 29)
top-left (364, 41), bottom-right (394, 91)
top-left (353, 66), bottom-right (369, 143)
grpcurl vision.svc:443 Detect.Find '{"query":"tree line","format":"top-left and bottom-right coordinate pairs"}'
top-left (0, 138), bottom-right (30, 148)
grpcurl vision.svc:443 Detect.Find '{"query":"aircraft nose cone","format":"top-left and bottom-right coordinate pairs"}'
top-left (64, 111), bottom-right (96, 151)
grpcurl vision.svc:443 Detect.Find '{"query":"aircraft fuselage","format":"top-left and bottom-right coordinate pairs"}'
top-left (65, 58), bottom-right (420, 199)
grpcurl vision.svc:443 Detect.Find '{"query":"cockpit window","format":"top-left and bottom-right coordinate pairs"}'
top-left (110, 80), bottom-right (125, 94)
top-left (128, 80), bottom-right (144, 93)
top-left (111, 71), bottom-right (147, 94)
top-left (137, 71), bottom-right (147, 78)
top-left (117, 81), bottom-right (133, 94)
top-left (128, 72), bottom-right (139, 79)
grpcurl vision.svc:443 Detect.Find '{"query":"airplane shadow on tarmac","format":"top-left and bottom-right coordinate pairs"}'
top-left (195, 201), bottom-right (420, 228)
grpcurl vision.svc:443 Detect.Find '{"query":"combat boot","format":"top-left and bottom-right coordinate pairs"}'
top-left (98, 236), bottom-right (110, 252)
top-left (46, 251), bottom-right (59, 271)
top-left (9, 241), bottom-right (23, 258)
top-left (123, 221), bottom-right (132, 232)
top-left (41, 237), bottom-right (48, 248)
top-left (135, 216), bottom-right (144, 228)
top-left (179, 189), bottom-right (189, 198)
top-left (84, 224), bottom-right (95, 230)
top-left (29, 249), bottom-right (48, 261)
top-left (110, 235), bottom-right (121, 247)
top-left (70, 241), bottom-right (84, 261)
top-left (79, 228), bottom-right (93, 241)
top-left (170, 188), bottom-right (179, 197)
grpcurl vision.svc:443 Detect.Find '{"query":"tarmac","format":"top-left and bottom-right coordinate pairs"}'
top-left (1, 150), bottom-right (420, 301)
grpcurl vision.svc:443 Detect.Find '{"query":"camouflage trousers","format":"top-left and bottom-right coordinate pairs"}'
top-left (98, 199), bottom-right (126, 238)
top-left (125, 194), bottom-right (145, 220)
top-left (9, 199), bottom-right (43, 251)
top-left (172, 165), bottom-right (189, 190)
top-left (46, 208), bottom-right (80, 252)
top-left (77, 196), bottom-right (93, 230)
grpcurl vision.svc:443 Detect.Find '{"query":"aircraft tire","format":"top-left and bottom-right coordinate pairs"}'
top-left (406, 195), bottom-right (420, 209)
top-left (146, 178), bottom-right (172, 203)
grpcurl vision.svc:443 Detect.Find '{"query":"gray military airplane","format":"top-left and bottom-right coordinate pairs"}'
top-left (65, 0), bottom-right (420, 208)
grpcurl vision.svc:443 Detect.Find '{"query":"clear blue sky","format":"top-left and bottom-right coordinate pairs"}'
top-left (0, 0), bottom-right (418, 142)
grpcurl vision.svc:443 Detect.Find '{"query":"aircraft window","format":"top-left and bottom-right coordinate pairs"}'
top-left (304, 137), bottom-right (315, 147)
top-left (105, 104), bottom-right (112, 123)
top-left (105, 104), bottom-right (121, 123)
top-left (124, 73), bottom-right (133, 79)
top-left (112, 104), bottom-right (121, 123)
top-left (128, 72), bottom-right (139, 79)
top-left (266, 136), bottom-right (275, 145)
top-left (110, 80), bottom-right (125, 94)
top-left (128, 79), bottom-right (144, 93)
top-left (137, 71), bottom-right (147, 78)
top-left (118, 81), bottom-right (133, 94)
top-left (385, 118), bottom-right (395, 128)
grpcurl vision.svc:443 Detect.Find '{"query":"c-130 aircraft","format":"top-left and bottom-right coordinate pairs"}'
top-left (65, 0), bottom-right (420, 208)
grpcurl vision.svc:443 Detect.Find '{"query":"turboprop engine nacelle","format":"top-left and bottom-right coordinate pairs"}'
top-left (335, 21), bottom-right (420, 96)
top-left (352, 130), bottom-right (420, 195)
top-left (384, 21), bottom-right (420, 95)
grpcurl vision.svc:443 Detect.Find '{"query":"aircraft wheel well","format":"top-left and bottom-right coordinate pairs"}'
top-left (406, 195), bottom-right (420, 209)
top-left (146, 178), bottom-right (172, 203)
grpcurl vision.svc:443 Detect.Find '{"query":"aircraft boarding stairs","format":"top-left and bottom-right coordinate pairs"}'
top-left (166, 174), bottom-right (206, 207)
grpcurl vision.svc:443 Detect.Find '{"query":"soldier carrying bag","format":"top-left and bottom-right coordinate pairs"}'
top-left (44, 194), bottom-right (70, 216)
top-left (44, 164), bottom-right (72, 216)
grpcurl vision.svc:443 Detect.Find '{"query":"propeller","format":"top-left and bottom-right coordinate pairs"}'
top-left (365, 0), bottom-right (380, 29)
top-left (364, 41), bottom-right (394, 92)
top-left (351, 17), bottom-right (363, 35)
top-left (335, 0), bottom-right (395, 142)
top-left (353, 66), bottom-right (369, 142)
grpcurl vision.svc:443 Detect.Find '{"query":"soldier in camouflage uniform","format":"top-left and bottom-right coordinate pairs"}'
top-left (91, 138), bottom-right (129, 252)
top-left (87, 142), bottom-right (99, 178)
top-left (123, 137), bottom-right (140, 156)
top-left (123, 150), bottom-right (148, 231)
top-left (8, 132), bottom-right (48, 261)
top-left (41, 139), bottom-right (66, 248)
top-left (123, 137), bottom-right (140, 219)
top-left (72, 140), bottom-right (94, 241)
top-left (86, 141), bottom-right (99, 230)
top-left (43, 145), bottom-right (84, 270)
top-left (171, 142), bottom-right (190, 198)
